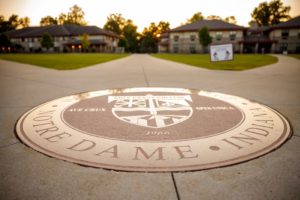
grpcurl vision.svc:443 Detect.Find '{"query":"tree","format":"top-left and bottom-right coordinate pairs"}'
top-left (57, 5), bottom-right (87, 25)
top-left (251, 0), bottom-right (290, 26)
top-left (207, 15), bottom-right (222, 20)
top-left (157, 21), bottom-right (170, 35)
top-left (0, 14), bottom-right (30, 32)
top-left (118, 36), bottom-right (129, 50)
top-left (79, 33), bottom-right (90, 51)
top-left (0, 20), bottom-right (13, 33)
top-left (185, 12), bottom-right (204, 24)
top-left (139, 21), bottom-right (171, 53)
top-left (9, 14), bottom-right (19, 29)
top-left (19, 17), bottom-right (30, 28)
top-left (103, 14), bottom-right (141, 52)
top-left (66, 5), bottom-right (87, 25)
top-left (0, 16), bottom-right (4, 23)
top-left (198, 26), bottom-right (212, 53)
top-left (139, 23), bottom-right (157, 53)
top-left (40, 33), bottom-right (53, 50)
top-left (40, 16), bottom-right (58, 26)
top-left (103, 13), bottom-right (125, 35)
top-left (224, 16), bottom-right (237, 24)
top-left (123, 20), bottom-right (139, 52)
top-left (0, 33), bottom-right (11, 47)
top-left (58, 13), bottom-right (67, 25)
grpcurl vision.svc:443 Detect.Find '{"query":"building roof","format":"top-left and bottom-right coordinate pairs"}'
top-left (271, 16), bottom-right (300, 29)
top-left (169, 20), bottom-right (245, 32)
top-left (248, 26), bottom-right (271, 33)
top-left (6, 24), bottom-right (119, 38)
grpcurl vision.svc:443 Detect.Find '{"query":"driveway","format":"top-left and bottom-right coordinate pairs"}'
top-left (0, 54), bottom-right (300, 200)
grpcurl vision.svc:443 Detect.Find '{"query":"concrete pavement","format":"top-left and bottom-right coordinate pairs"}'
top-left (0, 54), bottom-right (300, 200)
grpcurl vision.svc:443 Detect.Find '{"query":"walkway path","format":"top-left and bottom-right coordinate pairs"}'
top-left (0, 54), bottom-right (299, 200)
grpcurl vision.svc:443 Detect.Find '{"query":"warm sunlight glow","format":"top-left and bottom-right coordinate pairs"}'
top-left (0, 0), bottom-right (299, 31)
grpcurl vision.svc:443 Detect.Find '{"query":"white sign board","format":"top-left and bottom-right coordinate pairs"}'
top-left (210, 44), bottom-right (233, 62)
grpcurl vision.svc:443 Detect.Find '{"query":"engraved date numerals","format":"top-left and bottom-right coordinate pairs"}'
top-left (146, 131), bottom-right (170, 136)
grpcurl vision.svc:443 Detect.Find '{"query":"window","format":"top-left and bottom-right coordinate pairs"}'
top-left (190, 35), bottom-right (196, 42)
top-left (173, 44), bottom-right (179, 53)
top-left (174, 35), bottom-right (179, 42)
top-left (216, 32), bottom-right (222, 41)
top-left (281, 29), bottom-right (289, 39)
top-left (229, 32), bottom-right (236, 40)
top-left (279, 43), bottom-right (288, 52)
top-left (189, 44), bottom-right (196, 53)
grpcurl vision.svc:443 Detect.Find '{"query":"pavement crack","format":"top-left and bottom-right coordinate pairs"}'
top-left (0, 141), bottom-right (20, 149)
top-left (141, 64), bottom-right (150, 87)
top-left (171, 172), bottom-right (181, 200)
top-left (293, 134), bottom-right (300, 138)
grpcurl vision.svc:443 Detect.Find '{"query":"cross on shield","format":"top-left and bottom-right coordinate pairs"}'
top-left (108, 94), bottom-right (193, 128)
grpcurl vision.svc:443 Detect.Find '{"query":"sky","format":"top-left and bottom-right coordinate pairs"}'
top-left (0, 0), bottom-right (299, 32)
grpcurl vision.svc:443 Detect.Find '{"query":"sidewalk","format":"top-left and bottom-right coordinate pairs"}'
top-left (0, 54), bottom-right (300, 200)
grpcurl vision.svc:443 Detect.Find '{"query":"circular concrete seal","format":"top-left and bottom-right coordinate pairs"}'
top-left (16, 88), bottom-right (291, 172)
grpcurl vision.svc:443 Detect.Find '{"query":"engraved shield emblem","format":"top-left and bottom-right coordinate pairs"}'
top-left (108, 94), bottom-right (193, 128)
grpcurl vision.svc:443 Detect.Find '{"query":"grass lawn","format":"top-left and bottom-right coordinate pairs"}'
top-left (152, 54), bottom-right (278, 70)
top-left (288, 54), bottom-right (300, 60)
top-left (0, 53), bottom-right (129, 70)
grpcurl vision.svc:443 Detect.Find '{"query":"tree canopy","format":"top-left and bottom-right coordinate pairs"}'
top-left (198, 26), bottom-right (212, 53)
top-left (0, 33), bottom-right (11, 47)
top-left (185, 12), bottom-right (204, 24)
top-left (40, 33), bottom-right (54, 50)
top-left (40, 5), bottom-right (87, 26)
top-left (79, 33), bottom-right (90, 51)
top-left (0, 14), bottom-right (30, 32)
top-left (103, 13), bottom-right (125, 35)
top-left (251, 0), bottom-right (290, 26)
top-left (103, 13), bottom-right (170, 53)
top-left (140, 21), bottom-right (170, 53)
top-left (103, 14), bottom-right (138, 52)
top-left (183, 12), bottom-right (238, 25)
top-left (65, 5), bottom-right (87, 25)
top-left (224, 16), bottom-right (237, 24)
top-left (123, 20), bottom-right (139, 52)
top-left (40, 16), bottom-right (58, 26)
top-left (207, 15), bottom-right (222, 20)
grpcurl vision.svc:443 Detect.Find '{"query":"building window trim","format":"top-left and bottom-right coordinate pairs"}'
top-left (189, 43), bottom-right (196, 53)
top-left (281, 29), bottom-right (289, 40)
top-left (229, 31), bottom-right (236, 41)
top-left (190, 35), bottom-right (196, 42)
top-left (216, 32), bottom-right (222, 41)
top-left (174, 35), bottom-right (179, 42)
top-left (173, 43), bottom-right (179, 53)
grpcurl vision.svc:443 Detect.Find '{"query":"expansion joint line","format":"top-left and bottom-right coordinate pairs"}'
top-left (171, 172), bottom-right (181, 200)
top-left (141, 64), bottom-right (150, 87)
